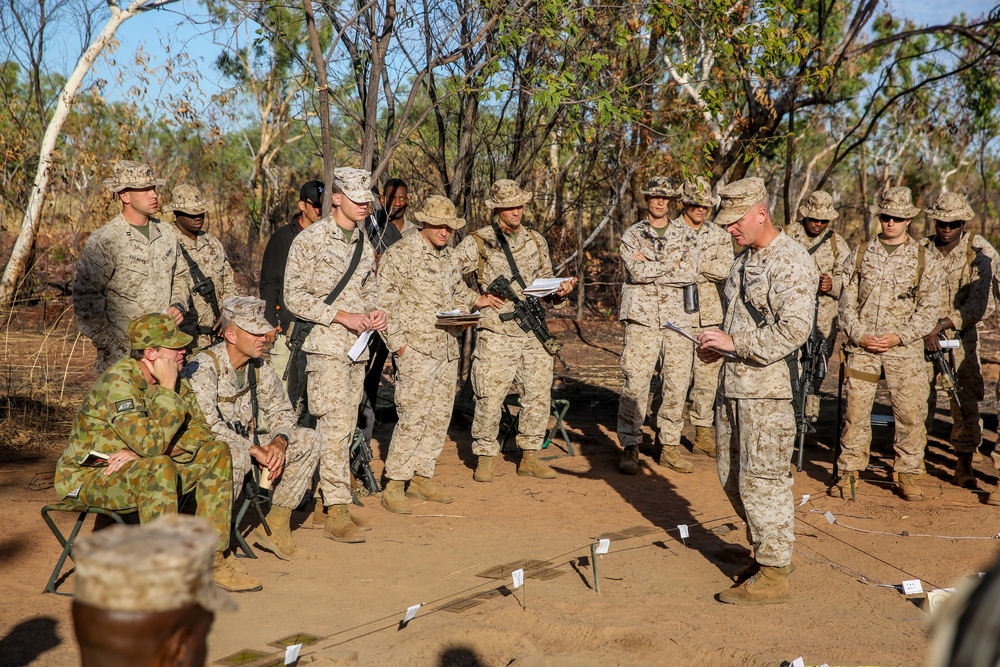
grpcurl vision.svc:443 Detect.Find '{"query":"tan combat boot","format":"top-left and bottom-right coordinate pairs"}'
top-left (213, 552), bottom-right (263, 592)
top-left (618, 446), bottom-right (639, 475)
top-left (894, 472), bottom-right (924, 501)
top-left (987, 482), bottom-right (1000, 506)
top-left (518, 450), bottom-right (557, 479)
top-left (692, 427), bottom-right (717, 458)
top-left (250, 506), bottom-right (305, 561)
top-left (309, 502), bottom-right (326, 529)
top-left (350, 510), bottom-right (372, 531)
top-left (380, 480), bottom-right (412, 514)
top-left (323, 504), bottom-right (366, 542)
top-left (827, 470), bottom-right (860, 500)
top-left (657, 446), bottom-right (694, 473)
top-left (717, 564), bottom-right (793, 605)
top-left (473, 455), bottom-right (494, 483)
top-left (406, 475), bottom-right (454, 504)
top-left (953, 453), bottom-right (977, 489)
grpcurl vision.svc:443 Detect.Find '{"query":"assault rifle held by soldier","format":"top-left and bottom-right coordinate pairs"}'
top-left (927, 346), bottom-right (962, 414)
top-left (349, 427), bottom-right (381, 498)
top-left (795, 303), bottom-right (828, 472)
top-left (485, 275), bottom-right (569, 371)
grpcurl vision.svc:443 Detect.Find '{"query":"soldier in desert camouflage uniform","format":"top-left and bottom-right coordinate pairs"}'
top-left (188, 297), bottom-right (323, 560)
top-left (832, 187), bottom-right (941, 502)
top-left (697, 178), bottom-right (818, 605)
top-left (919, 193), bottom-right (998, 492)
top-left (616, 176), bottom-right (701, 475)
top-left (376, 196), bottom-right (502, 513)
top-left (454, 179), bottom-right (576, 483)
top-left (74, 161), bottom-right (192, 374)
top-left (171, 184), bottom-right (239, 350)
top-left (54, 313), bottom-right (258, 592)
top-left (284, 167), bottom-right (386, 543)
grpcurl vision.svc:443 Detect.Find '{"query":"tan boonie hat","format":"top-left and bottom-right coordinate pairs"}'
top-left (925, 192), bottom-right (975, 223)
top-left (413, 195), bottom-right (466, 230)
top-left (798, 190), bottom-right (839, 221)
top-left (680, 176), bottom-right (719, 208)
top-left (170, 184), bottom-right (209, 215)
top-left (640, 176), bottom-right (678, 199)
top-left (128, 313), bottom-right (193, 350)
top-left (484, 179), bottom-right (533, 209)
top-left (870, 186), bottom-right (920, 219)
top-left (73, 514), bottom-right (236, 613)
top-left (102, 160), bottom-right (166, 193)
top-left (333, 167), bottom-right (375, 203)
top-left (715, 177), bottom-right (768, 226)
top-left (223, 296), bottom-right (273, 336)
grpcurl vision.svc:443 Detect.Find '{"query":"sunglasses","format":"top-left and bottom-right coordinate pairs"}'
top-left (935, 220), bottom-right (965, 230)
top-left (878, 214), bottom-right (907, 223)
top-left (803, 218), bottom-right (830, 225)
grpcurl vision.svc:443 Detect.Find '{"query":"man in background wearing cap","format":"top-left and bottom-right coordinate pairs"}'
top-left (188, 296), bottom-right (323, 559)
top-left (74, 160), bottom-right (192, 374)
top-left (787, 190), bottom-right (849, 366)
top-left (455, 179), bottom-right (576, 483)
top-left (54, 313), bottom-right (259, 592)
top-left (919, 192), bottom-right (998, 496)
top-left (284, 167), bottom-right (386, 543)
top-left (696, 177), bottom-right (817, 604)
top-left (72, 514), bottom-right (232, 667)
top-left (260, 179), bottom-right (324, 401)
top-left (832, 186), bottom-right (941, 502)
top-left (616, 176), bottom-right (701, 475)
top-left (376, 195), bottom-right (502, 513)
top-left (171, 183), bottom-right (238, 350)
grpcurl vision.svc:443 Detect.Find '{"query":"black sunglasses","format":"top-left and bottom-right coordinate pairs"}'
top-left (878, 214), bottom-right (907, 223)
top-left (935, 220), bottom-right (965, 230)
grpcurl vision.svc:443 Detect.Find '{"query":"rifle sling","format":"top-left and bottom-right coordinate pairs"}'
top-left (290, 232), bottom-right (365, 338)
top-left (247, 359), bottom-right (260, 447)
top-left (806, 230), bottom-right (834, 256)
top-left (178, 243), bottom-right (221, 320)
top-left (492, 222), bottom-right (527, 289)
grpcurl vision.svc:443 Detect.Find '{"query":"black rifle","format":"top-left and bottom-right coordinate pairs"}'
top-left (349, 427), bottom-right (381, 496)
top-left (485, 275), bottom-right (569, 371)
top-left (927, 346), bottom-right (962, 414)
top-left (178, 244), bottom-right (223, 342)
top-left (794, 300), bottom-right (828, 472)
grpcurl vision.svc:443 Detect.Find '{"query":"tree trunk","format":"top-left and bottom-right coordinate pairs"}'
top-left (304, 0), bottom-right (335, 216)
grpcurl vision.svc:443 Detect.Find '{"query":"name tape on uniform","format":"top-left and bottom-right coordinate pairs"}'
top-left (512, 568), bottom-right (524, 589)
top-left (595, 539), bottom-right (610, 555)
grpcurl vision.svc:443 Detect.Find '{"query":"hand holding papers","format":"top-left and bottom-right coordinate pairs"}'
top-left (348, 330), bottom-right (374, 361)
top-left (523, 277), bottom-right (575, 298)
top-left (664, 321), bottom-right (737, 360)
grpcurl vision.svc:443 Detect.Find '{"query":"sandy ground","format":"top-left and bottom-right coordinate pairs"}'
top-left (2, 319), bottom-right (1000, 667)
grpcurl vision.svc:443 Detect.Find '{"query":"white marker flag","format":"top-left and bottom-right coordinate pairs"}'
top-left (512, 568), bottom-right (524, 589)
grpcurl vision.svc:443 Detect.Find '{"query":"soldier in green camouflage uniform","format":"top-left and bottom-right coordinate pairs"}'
top-left (377, 196), bottom-right (502, 513)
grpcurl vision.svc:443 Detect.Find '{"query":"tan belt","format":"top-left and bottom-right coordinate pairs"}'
top-left (839, 348), bottom-right (881, 383)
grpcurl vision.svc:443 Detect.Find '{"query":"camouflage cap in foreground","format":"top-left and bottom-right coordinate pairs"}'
top-left (484, 179), bottom-right (533, 209)
top-left (333, 167), bottom-right (375, 203)
top-left (680, 176), bottom-right (719, 208)
top-left (74, 514), bottom-right (235, 613)
top-left (640, 176), bottom-right (678, 199)
top-left (170, 184), bottom-right (210, 215)
top-left (925, 192), bottom-right (975, 223)
top-left (102, 160), bottom-right (166, 193)
top-left (223, 296), bottom-right (274, 336)
top-left (798, 190), bottom-right (839, 221)
top-left (870, 186), bottom-right (920, 219)
top-left (715, 177), bottom-right (768, 226)
top-left (413, 195), bottom-right (466, 230)
top-left (128, 313), bottom-right (193, 350)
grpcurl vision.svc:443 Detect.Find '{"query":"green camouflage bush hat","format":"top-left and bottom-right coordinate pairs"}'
top-left (333, 167), bottom-right (375, 203)
top-left (640, 176), bottom-right (678, 198)
top-left (870, 186), bottom-right (920, 219)
top-left (798, 190), bottom-right (839, 221)
top-left (925, 192), bottom-right (975, 223)
top-left (413, 195), bottom-right (466, 230)
top-left (715, 177), bottom-right (768, 226)
top-left (484, 179), bottom-right (533, 209)
top-left (128, 313), bottom-right (193, 350)
top-left (74, 514), bottom-right (235, 613)
top-left (102, 160), bottom-right (166, 193)
top-left (680, 176), bottom-right (719, 207)
top-left (170, 184), bottom-right (210, 216)
top-left (223, 296), bottom-right (273, 335)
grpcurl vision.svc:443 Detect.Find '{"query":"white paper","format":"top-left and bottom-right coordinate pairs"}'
top-left (902, 579), bottom-right (923, 595)
top-left (799, 494), bottom-right (810, 506)
top-left (790, 658), bottom-right (805, 667)
top-left (662, 321), bottom-right (700, 344)
top-left (348, 330), bottom-right (374, 361)
top-left (940, 338), bottom-right (959, 349)
top-left (523, 277), bottom-right (573, 297)
top-left (511, 568), bottom-right (524, 589)
top-left (595, 538), bottom-right (610, 555)
top-left (404, 603), bottom-right (421, 623)
top-left (284, 644), bottom-right (302, 664)
top-left (677, 524), bottom-right (689, 539)
top-left (436, 309), bottom-right (464, 316)
top-left (824, 511), bottom-right (836, 524)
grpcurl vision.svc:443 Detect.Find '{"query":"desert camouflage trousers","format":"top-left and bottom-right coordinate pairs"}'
top-left (385, 349), bottom-right (457, 480)
top-left (926, 333), bottom-right (984, 453)
top-left (75, 439), bottom-right (233, 552)
top-left (717, 397), bottom-right (795, 568)
top-left (840, 350), bottom-right (928, 475)
top-left (306, 352), bottom-right (366, 506)
top-left (617, 323), bottom-right (694, 448)
top-left (232, 427), bottom-right (322, 509)
top-left (471, 331), bottom-right (553, 455)
top-left (689, 324), bottom-right (722, 428)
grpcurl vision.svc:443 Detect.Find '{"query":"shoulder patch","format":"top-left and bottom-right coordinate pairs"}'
top-left (115, 399), bottom-right (135, 413)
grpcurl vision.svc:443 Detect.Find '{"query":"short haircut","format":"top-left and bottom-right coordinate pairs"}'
top-left (384, 179), bottom-right (407, 199)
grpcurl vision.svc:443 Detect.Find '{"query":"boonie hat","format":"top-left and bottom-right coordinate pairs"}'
top-left (870, 186), bottom-right (920, 219)
top-left (680, 176), bottom-right (719, 208)
top-left (128, 313), bottom-right (193, 350)
top-left (925, 192), bottom-right (975, 223)
top-left (484, 179), bottom-right (533, 210)
top-left (334, 168), bottom-right (375, 203)
top-left (798, 190), bottom-right (839, 221)
top-left (170, 184), bottom-right (209, 216)
top-left (222, 297), bottom-right (273, 336)
top-left (103, 160), bottom-right (166, 193)
top-left (640, 176), bottom-right (678, 199)
top-left (715, 178), bottom-right (768, 226)
top-left (413, 195), bottom-right (466, 230)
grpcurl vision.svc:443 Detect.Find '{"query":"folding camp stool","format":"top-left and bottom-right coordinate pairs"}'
top-left (40, 502), bottom-right (132, 596)
top-left (232, 464), bottom-right (272, 559)
top-left (499, 396), bottom-right (575, 459)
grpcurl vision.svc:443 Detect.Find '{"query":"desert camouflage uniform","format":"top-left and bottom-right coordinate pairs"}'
top-left (74, 216), bottom-right (192, 373)
top-left (454, 224), bottom-right (556, 454)
top-left (786, 221), bottom-right (849, 357)
top-left (838, 236), bottom-right (941, 474)
top-left (187, 343), bottom-right (321, 509)
top-left (377, 232), bottom-right (480, 480)
top-left (284, 219), bottom-right (377, 506)
top-left (717, 230), bottom-right (817, 567)
top-left (178, 232), bottom-right (238, 349)
top-left (921, 232), bottom-right (998, 453)
top-left (616, 218), bottom-right (699, 448)
top-left (54, 357), bottom-right (232, 551)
